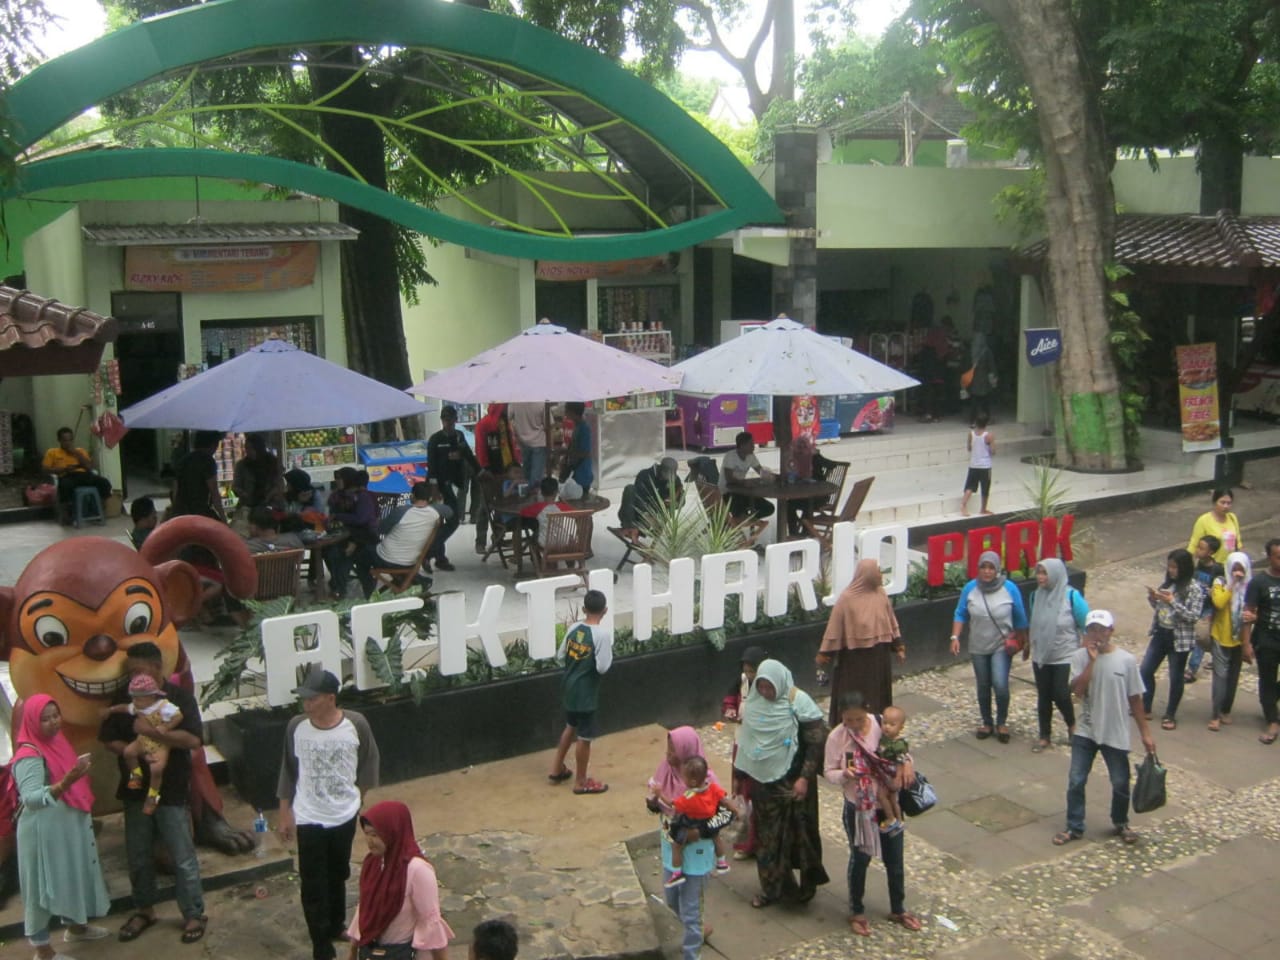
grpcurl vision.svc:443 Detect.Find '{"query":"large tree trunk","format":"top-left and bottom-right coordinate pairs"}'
top-left (978, 0), bottom-right (1126, 469)
top-left (1199, 136), bottom-right (1244, 215)
top-left (307, 48), bottom-right (413, 391)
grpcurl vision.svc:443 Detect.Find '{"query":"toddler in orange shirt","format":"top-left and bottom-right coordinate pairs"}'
top-left (661, 755), bottom-right (739, 887)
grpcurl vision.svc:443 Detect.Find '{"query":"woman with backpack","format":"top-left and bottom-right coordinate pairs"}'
top-left (1028, 558), bottom-right (1090, 752)
top-left (11, 694), bottom-right (110, 959)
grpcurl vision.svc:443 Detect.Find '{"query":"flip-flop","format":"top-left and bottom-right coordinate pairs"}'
top-left (573, 778), bottom-right (609, 795)
top-left (118, 913), bottom-right (156, 942)
top-left (1260, 730), bottom-right (1279, 745)
top-left (750, 893), bottom-right (777, 909)
top-left (181, 915), bottom-right (208, 943)
top-left (1114, 826), bottom-right (1139, 845)
top-left (1052, 831), bottom-right (1082, 846)
top-left (547, 768), bottom-right (573, 783)
top-left (888, 912), bottom-right (923, 931)
top-left (1207, 719), bottom-right (1221, 732)
top-left (1031, 740), bottom-right (1050, 753)
top-left (1161, 718), bottom-right (1177, 731)
top-left (849, 916), bottom-right (872, 937)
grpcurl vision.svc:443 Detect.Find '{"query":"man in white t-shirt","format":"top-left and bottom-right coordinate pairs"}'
top-left (1055, 610), bottom-right (1156, 847)
top-left (354, 481), bottom-right (443, 596)
top-left (277, 668), bottom-right (380, 960)
top-left (719, 430), bottom-right (775, 521)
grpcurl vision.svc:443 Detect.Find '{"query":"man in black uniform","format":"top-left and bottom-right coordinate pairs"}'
top-left (426, 406), bottom-right (480, 570)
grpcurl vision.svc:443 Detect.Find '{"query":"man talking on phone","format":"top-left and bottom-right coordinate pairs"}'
top-left (1053, 610), bottom-right (1156, 848)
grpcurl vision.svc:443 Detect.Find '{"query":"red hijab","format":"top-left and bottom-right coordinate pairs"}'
top-left (356, 801), bottom-right (426, 946)
top-left (11, 693), bottom-right (95, 813)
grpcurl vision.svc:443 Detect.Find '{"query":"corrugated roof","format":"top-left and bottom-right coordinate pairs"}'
top-left (1020, 212), bottom-right (1280, 271)
top-left (81, 222), bottom-right (361, 245)
top-left (0, 285), bottom-right (118, 376)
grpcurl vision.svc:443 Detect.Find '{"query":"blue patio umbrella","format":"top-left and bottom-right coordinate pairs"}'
top-left (119, 338), bottom-right (427, 431)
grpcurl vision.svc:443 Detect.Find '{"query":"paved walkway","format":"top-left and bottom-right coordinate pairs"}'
top-left (6, 476), bottom-right (1280, 960)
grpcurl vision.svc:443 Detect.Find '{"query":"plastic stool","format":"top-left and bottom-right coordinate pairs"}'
top-left (72, 486), bottom-right (105, 528)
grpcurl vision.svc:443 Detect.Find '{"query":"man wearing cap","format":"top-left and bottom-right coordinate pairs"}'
top-left (100, 642), bottom-right (209, 944)
top-left (633, 457), bottom-right (684, 523)
top-left (427, 406), bottom-right (480, 560)
top-left (277, 667), bottom-right (380, 960)
top-left (1054, 610), bottom-right (1156, 847)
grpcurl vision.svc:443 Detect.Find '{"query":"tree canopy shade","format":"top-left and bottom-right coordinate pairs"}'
top-left (3, 0), bottom-right (782, 262)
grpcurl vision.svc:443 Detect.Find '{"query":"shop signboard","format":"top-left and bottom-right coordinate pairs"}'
top-left (1175, 343), bottom-right (1222, 453)
top-left (535, 255), bottom-right (673, 281)
top-left (926, 516), bottom-right (1075, 586)
top-left (125, 242), bottom-right (319, 293)
top-left (1024, 328), bottom-right (1061, 366)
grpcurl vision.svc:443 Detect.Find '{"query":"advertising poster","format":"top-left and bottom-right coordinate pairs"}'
top-left (1024, 328), bottom-right (1062, 366)
top-left (125, 242), bottom-right (319, 293)
top-left (1175, 343), bottom-right (1222, 452)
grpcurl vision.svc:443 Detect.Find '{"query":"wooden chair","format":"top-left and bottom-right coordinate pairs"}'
top-left (370, 525), bottom-right (438, 595)
top-left (802, 475), bottom-right (875, 550)
top-left (532, 509), bottom-right (594, 584)
top-left (694, 481), bottom-right (767, 548)
top-left (607, 484), bottom-right (652, 572)
top-left (252, 549), bottom-right (305, 602)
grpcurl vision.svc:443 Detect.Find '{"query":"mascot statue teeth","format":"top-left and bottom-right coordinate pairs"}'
top-left (2, 516), bottom-right (259, 854)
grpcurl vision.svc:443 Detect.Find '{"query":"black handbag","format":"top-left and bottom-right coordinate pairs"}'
top-left (358, 944), bottom-right (415, 960)
top-left (1132, 752), bottom-right (1167, 814)
top-left (899, 771), bottom-right (938, 817)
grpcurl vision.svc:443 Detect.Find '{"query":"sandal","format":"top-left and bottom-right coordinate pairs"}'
top-left (1207, 719), bottom-right (1221, 732)
top-left (118, 913), bottom-right (157, 942)
top-left (572, 778), bottom-right (609, 795)
top-left (181, 915), bottom-right (208, 943)
top-left (996, 727), bottom-right (1011, 744)
top-left (888, 912), bottom-right (923, 931)
top-left (974, 726), bottom-right (993, 740)
top-left (1114, 825), bottom-right (1139, 845)
top-left (1052, 830), bottom-right (1082, 846)
top-left (547, 767), bottom-right (573, 783)
top-left (1031, 739), bottom-right (1050, 753)
top-left (1161, 718), bottom-right (1177, 731)
top-left (1260, 729), bottom-right (1279, 745)
top-left (849, 916), bottom-right (872, 937)
top-left (750, 893), bottom-right (777, 909)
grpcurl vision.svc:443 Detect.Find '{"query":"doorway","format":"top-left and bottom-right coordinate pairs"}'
top-left (111, 291), bottom-right (184, 494)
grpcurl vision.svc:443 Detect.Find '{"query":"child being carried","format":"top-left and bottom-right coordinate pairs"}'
top-left (658, 755), bottom-right (741, 887)
top-left (873, 705), bottom-right (913, 836)
top-left (102, 674), bottom-right (183, 815)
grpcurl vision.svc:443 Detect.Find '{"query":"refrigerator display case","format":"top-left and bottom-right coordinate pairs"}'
top-left (360, 440), bottom-right (429, 494)
top-left (674, 393), bottom-right (748, 450)
top-left (282, 426), bottom-right (358, 483)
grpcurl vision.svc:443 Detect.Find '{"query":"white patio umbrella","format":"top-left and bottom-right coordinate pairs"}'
top-left (671, 317), bottom-right (919, 395)
top-left (407, 321), bottom-right (682, 402)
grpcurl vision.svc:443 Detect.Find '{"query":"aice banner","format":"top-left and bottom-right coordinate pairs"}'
top-left (1024, 328), bottom-right (1062, 366)
top-left (1176, 343), bottom-right (1222, 452)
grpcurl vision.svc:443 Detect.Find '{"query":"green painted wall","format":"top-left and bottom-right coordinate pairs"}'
top-left (1243, 158), bottom-right (1280, 216)
top-left (1, 177), bottom-right (270, 278)
top-left (1112, 157), bottom-right (1201, 214)
top-left (816, 165), bottom-right (1027, 249)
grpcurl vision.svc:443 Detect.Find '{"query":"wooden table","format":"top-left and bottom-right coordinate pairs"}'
top-left (300, 531), bottom-right (348, 589)
top-left (724, 479), bottom-right (838, 544)
top-left (491, 494), bottom-right (612, 577)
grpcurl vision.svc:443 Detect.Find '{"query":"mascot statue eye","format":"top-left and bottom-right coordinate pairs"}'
top-left (124, 601), bottom-right (154, 635)
top-left (33, 614), bottom-right (70, 648)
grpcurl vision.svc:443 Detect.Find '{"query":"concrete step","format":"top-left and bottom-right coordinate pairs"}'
top-left (847, 432), bottom-right (1053, 473)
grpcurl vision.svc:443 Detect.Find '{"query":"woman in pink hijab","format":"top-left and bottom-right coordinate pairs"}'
top-left (12, 693), bottom-right (110, 959)
top-left (645, 727), bottom-right (720, 959)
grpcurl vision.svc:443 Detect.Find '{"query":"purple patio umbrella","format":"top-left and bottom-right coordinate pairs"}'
top-left (407, 321), bottom-right (682, 402)
top-left (119, 338), bottom-right (427, 431)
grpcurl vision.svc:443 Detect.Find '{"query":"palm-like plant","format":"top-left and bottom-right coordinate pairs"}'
top-left (635, 491), bottom-right (751, 567)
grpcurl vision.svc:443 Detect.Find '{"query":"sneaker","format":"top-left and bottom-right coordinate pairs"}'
top-left (714, 858), bottom-right (730, 875)
top-left (664, 870), bottom-right (686, 888)
top-left (63, 925), bottom-right (109, 942)
top-left (435, 558), bottom-right (456, 572)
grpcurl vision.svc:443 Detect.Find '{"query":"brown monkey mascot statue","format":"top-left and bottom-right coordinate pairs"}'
top-left (1, 516), bottom-right (258, 857)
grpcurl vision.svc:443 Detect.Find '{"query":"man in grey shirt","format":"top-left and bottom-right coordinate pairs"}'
top-left (1055, 610), bottom-right (1156, 847)
top-left (277, 668), bottom-right (380, 960)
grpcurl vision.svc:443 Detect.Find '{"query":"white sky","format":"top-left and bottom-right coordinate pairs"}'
top-left (36, 0), bottom-right (908, 82)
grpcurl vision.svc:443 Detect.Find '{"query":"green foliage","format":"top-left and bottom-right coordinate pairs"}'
top-left (635, 493), bottom-right (752, 566)
top-left (364, 633), bottom-right (406, 695)
top-left (895, 559), bottom-right (968, 604)
top-left (1105, 263), bottom-right (1151, 459)
top-left (1015, 457), bottom-right (1075, 522)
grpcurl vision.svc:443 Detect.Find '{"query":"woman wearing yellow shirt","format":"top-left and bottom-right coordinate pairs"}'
top-left (1208, 551), bottom-right (1251, 731)
top-left (1187, 489), bottom-right (1241, 565)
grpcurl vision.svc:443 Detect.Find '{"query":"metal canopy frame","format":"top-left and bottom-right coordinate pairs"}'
top-left (2, 0), bottom-right (782, 261)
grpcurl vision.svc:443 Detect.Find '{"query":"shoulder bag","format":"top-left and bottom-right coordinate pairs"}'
top-left (979, 584), bottom-right (1024, 656)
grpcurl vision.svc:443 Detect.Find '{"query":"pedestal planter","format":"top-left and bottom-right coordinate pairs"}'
top-left (212, 569), bottom-right (1085, 809)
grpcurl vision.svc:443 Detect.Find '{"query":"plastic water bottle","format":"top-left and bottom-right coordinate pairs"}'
top-left (254, 810), bottom-right (268, 859)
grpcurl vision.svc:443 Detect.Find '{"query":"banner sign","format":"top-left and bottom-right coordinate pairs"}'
top-left (125, 242), bottom-right (319, 293)
top-left (1175, 342), bottom-right (1222, 452)
top-left (1024, 328), bottom-right (1062, 366)
top-left (535, 255), bottom-right (673, 282)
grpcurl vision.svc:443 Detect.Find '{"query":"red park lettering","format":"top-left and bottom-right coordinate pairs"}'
top-left (926, 515), bottom-right (1074, 586)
